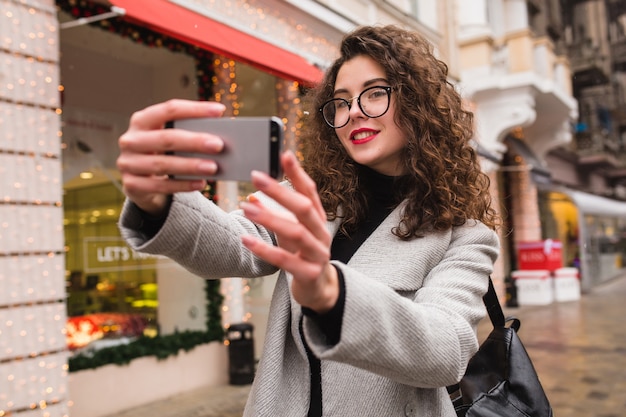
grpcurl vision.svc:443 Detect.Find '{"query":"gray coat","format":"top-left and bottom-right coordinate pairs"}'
top-left (119, 190), bottom-right (499, 417)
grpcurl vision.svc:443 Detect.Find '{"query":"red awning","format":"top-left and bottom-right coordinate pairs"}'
top-left (108, 0), bottom-right (323, 86)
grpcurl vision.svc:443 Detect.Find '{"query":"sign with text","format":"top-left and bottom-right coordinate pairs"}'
top-left (517, 239), bottom-right (563, 271)
top-left (83, 237), bottom-right (160, 273)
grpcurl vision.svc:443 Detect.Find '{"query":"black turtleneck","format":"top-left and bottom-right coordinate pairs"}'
top-left (330, 164), bottom-right (404, 263)
top-left (303, 164), bottom-right (405, 417)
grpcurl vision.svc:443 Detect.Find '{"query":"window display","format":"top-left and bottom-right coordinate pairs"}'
top-left (64, 181), bottom-right (158, 353)
top-left (539, 189), bottom-right (626, 289)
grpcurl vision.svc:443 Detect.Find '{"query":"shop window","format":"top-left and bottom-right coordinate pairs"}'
top-left (64, 181), bottom-right (158, 353)
top-left (538, 191), bottom-right (579, 267)
top-left (585, 215), bottom-right (626, 283)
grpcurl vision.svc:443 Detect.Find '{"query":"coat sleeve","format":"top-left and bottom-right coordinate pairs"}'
top-left (302, 220), bottom-right (499, 389)
top-left (118, 191), bottom-right (279, 279)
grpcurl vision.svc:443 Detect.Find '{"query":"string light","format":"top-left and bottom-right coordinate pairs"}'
top-left (276, 79), bottom-right (303, 153)
top-left (181, 0), bottom-right (339, 62)
top-left (1, 1), bottom-right (68, 416)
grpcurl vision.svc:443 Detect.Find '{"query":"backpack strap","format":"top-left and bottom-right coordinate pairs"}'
top-left (483, 277), bottom-right (505, 328)
top-left (447, 276), bottom-right (502, 398)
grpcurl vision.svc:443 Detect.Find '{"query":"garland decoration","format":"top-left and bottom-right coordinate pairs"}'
top-left (69, 330), bottom-right (219, 372)
top-left (205, 280), bottom-right (224, 339)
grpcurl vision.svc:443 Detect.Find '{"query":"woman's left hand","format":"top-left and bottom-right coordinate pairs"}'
top-left (240, 151), bottom-right (339, 313)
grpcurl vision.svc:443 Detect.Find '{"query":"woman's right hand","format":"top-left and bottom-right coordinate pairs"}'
top-left (117, 99), bottom-right (226, 216)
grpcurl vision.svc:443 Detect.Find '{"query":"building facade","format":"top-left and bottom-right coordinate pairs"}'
top-left (545, 0), bottom-right (626, 290)
top-left (457, 0), bottom-right (626, 299)
top-left (7, 1), bottom-right (626, 416)
top-left (2, 1), bottom-right (457, 416)
top-left (456, 0), bottom-right (578, 299)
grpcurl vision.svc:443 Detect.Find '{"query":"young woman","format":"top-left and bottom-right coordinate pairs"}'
top-left (117, 25), bottom-right (500, 417)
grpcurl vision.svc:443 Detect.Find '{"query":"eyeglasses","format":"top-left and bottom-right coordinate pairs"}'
top-left (320, 85), bottom-right (393, 129)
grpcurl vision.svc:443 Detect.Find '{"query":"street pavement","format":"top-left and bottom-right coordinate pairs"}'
top-left (110, 274), bottom-right (626, 417)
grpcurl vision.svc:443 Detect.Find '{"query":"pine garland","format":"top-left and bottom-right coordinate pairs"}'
top-left (68, 281), bottom-right (224, 372)
top-left (69, 330), bottom-right (219, 372)
top-left (205, 280), bottom-right (224, 336)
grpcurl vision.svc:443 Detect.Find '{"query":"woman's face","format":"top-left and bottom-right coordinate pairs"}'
top-left (332, 55), bottom-right (408, 176)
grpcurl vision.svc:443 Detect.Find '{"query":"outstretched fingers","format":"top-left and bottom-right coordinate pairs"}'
top-left (241, 153), bottom-right (339, 312)
top-left (240, 197), bottom-right (329, 265)
top-left (249, 154), bottom-right (329, 246)
top-left (241, 235), bottom-right (327, 280)
top-left (281, 151), bottom-right (326, 221)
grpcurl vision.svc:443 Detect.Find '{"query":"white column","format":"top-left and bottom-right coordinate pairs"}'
top-left (457, 0), bottom-right (491, 40)
top-left (416, 0), bottom-right (438, 31)
top-left (211, 56), bottom-right (247, 328)
top-left (275, 79), bottom-right (301, 154)
top-left (504, 0), bottom-right (530, 32)
top-left (217, 181), bottom-right (246, 327)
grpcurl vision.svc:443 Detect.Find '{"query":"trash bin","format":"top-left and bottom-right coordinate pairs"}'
top-left (226, 322), bottom-right (255, 385)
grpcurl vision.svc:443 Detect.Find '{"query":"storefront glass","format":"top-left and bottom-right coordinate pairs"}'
top-left (58, 0), bottom-right (305, 359)
top-left (64, 181), bottom-right (158, 351)
top-left (539, 189), bottom-right (626, 289)
top-left (583, 214), bottom-right (626, 285)
top-left (59, 3), bottom-right (206, 355)
top-left (539, 190), bottom-right (579, 267)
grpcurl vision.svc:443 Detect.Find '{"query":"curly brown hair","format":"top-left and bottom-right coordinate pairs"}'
top-left (300, 25), bottom-right (499, 239)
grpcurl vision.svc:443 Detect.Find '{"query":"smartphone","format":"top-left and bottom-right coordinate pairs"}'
top-left (167, 116), bottom-right (284, 182)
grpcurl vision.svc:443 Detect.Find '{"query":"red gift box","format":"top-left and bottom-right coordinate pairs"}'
top-left (517, 239), bottom-right (563, 271)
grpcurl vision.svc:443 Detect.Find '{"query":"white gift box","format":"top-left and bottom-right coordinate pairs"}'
top-left (512, 269), bottom-right (554, 306)
top-left (553, 267), bottom-right (581, 302)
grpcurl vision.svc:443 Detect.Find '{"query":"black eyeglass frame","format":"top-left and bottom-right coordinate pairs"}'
top-left (319, 85), bottom-right (393, 129)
